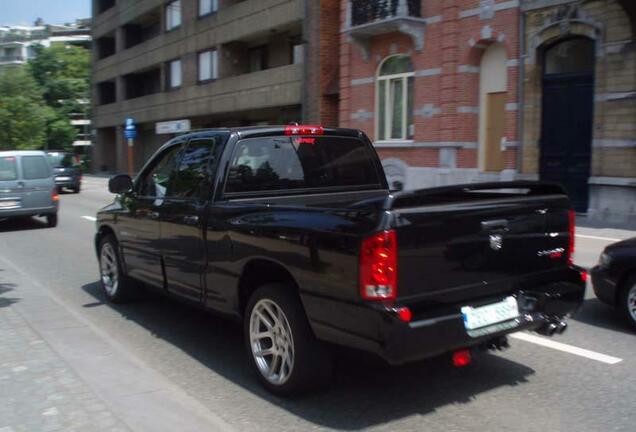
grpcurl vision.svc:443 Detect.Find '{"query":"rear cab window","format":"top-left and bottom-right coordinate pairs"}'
top-left (0, 156), bottom-right (18, 181)
top-left (21, 156), bottom-right (51, 180)
top-left (225, 135), bottom-right (383, 195)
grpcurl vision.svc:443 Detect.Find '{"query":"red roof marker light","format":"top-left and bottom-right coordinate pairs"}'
top-left (284, 125), bottom-right (324, 136)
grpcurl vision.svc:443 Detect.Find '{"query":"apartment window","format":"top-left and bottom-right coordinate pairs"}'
top-left (292, 43), bottom-right (304, 64)
top-left (166, 0), bottom-right (182, 31)
top-left (198, 49), bottom-right (218, 82)
top-left (376, 55), bottom-right (414, 141)
top-left (199, 0), bottom-right (218, 16)
top-left (167, 59), bottom-right (182, 89)
top-left (248, 46), bottom-right (267, 72)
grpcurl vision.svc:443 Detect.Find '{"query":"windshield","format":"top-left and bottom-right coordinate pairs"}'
top-left (0, 156), bottom-right (18, 181)
top-left (47, 153), bottom-right (76, 168)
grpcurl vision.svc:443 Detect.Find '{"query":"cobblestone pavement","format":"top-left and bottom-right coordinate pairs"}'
top-left (0, 291), bottom-right (130, 432)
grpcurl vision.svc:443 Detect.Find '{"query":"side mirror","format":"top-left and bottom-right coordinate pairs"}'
top-left (108, 174), bottom-right (133, 194)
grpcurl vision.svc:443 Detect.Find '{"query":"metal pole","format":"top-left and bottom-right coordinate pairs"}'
top-left (127, 138), bottom-right (134, 176)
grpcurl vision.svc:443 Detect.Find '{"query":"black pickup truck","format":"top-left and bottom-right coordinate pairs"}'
top-left (95, 125), bottom-right (586, 395)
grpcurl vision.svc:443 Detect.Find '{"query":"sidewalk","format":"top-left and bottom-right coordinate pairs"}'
top-left (0, 257), bottom-right (233, 432)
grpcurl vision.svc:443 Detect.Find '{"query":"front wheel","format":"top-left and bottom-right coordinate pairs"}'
top-left (244, 284), bottom-right (333, 396)
top-left (620, 276), bottom-right (636, 330)
top-left (98, 235), bottom-right (136, 303)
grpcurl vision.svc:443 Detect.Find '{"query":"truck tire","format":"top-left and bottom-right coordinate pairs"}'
top-left (46, 214), bottom-right (58, 228)
top-left (244, 283), bottom-right (334, 396)
top-left (620, 274), bottom-right (636, 330)
top-left (98, 234), bottom-right (136, 303)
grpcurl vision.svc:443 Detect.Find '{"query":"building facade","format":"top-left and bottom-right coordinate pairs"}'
top-left (520, 0), bottom-right (636, 220)
top-left (340, 0), bottom-right (522, 190)
top-left (0, 20), bottom-right (91, 69)
top-left (339, 0), bottom-right (636, 222)
top-left (91, 0), bottom-right (339, 173)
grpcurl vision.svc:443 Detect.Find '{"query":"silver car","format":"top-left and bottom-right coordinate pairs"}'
top-left (0, 150), bottom-right (59, 227)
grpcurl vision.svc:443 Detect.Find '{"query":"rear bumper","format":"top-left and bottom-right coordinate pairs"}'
top-left (55, 178), bottom-right (80, 188)
top-left (306, 269), bottom-right (585, 365)
top-left (0, 205), bottom-right (58, 218)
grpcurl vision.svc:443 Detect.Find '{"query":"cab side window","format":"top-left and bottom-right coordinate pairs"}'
top-left (138, 145), bottom-right (182, 198)
top-left (170, 138), bottom-right (218, 199)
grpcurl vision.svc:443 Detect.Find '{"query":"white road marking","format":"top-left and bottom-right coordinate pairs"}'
top-left (510, 332), bottom-right (623, 365)
top-left (576, 234), bottom-right (621, 242)
top-left (82, 216), bottom-right (97, 222)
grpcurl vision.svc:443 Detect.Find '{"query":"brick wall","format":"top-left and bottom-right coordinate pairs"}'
top-left (339, 0), bottom-right (521, 172)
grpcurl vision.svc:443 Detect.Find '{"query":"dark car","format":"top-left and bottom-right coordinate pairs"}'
top-left (47, 151), bottom-right (82, 193)
top-left (95, 125), bottom-right (585, 395)
top-left (591, 238), bottom-right (636, 329)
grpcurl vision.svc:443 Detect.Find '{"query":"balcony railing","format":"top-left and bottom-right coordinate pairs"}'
top-left (0, 55), bottom-right (26, 63)
top-left (345, 0), bottom-right (427, 59)
top-left (350, 0), bottom-right (421, 26)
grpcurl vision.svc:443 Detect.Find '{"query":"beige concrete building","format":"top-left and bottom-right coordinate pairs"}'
top-left (91, 0), bottom-right (339, 172)
top-left (519, 0), bottom-right (636, 222)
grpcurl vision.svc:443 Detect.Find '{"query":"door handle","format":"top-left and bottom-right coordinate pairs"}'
top-left (17, 181), bottom-right (25, 189)
top-left (183, 215), bottom-right (199, 225)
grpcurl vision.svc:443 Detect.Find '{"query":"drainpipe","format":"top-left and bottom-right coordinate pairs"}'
top-left (516, 7), bottom-right (526, 178)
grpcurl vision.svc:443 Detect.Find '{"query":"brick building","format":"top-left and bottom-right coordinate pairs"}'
top-left (340, 0), bottom-right (523, 190)
top-left (339, 0), bottom-right (636, 222)
top-left (91, 0), bottom-right (339, 173)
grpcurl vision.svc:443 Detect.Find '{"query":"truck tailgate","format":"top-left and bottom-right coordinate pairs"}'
top-left (390, 182), bottom-right (572, 304)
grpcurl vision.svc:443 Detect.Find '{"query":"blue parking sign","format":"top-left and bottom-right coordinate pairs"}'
top-left (124, 117), bottom-right (137, 140)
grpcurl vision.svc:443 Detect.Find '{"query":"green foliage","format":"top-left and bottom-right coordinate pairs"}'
top-left (0, 45), bottom-right (89, 151)
top-left (28, 44), bottom-right (90, 108)
top-left (0, 69), bottom-right (48, 150)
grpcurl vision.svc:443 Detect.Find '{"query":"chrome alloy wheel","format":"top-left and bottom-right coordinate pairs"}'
top-left (628, 284), bottom-right (636, 323)
top-left (249, 299), bottom-right (295, 385)
top-left (100, 243), bottom-right (119, 296)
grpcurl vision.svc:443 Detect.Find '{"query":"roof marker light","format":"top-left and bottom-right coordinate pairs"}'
top-left (284, 125), bottom-right (324, 136)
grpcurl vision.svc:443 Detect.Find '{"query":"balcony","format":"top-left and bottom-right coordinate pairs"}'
top-left (0, 55), bottom-right (26, 65)
top-left (345, 0), bottom-right (427, 60)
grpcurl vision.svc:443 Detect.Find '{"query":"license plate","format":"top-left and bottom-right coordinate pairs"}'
top-left (0, 200), bottom-right (20, 209)
top-left (56, 176), bottom-right (71, 181)
top-left (461, 296), bottom-right (519, 331)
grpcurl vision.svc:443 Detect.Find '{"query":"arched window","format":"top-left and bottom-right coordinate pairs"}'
top-left (376, 55), bottom-right (414, 141)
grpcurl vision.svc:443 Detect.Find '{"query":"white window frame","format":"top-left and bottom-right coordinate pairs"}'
top-left (198, 49), bottom-right (218, 82)
top-left (199, 0), bottom-right (218, 17)
top-left (168, 59), bottom-right (182, 88)
top-left (166, 0), bottom-right (182, 31)
top-left (375, 56), bottom-right (414, 142)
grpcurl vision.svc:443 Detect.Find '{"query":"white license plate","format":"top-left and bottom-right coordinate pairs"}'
top-left (0, 200), bottom-right (19, 209)
top-left (56, 176), bottom-right (71, 181)
top-left (461, 296), bottom-right (519, 331)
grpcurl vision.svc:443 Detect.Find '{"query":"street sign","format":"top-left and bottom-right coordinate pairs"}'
top-left (124, 117), bottom-right (137, 140)
top-left (155, 119), bottom-right (191, 135)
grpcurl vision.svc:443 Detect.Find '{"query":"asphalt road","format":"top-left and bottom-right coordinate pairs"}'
top-left (1, 177), bottom-right (635, 432)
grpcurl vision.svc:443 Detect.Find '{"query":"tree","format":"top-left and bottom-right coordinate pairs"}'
top-left (28, 44), bottom-right (90, 109)
top-left (0, 68), bottom-right (48, 150)
top-left (27, 44), bottom-right (91, 150)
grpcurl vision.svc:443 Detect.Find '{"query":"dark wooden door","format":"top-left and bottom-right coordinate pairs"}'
top-left (540, 73), bottom-right (594, 212)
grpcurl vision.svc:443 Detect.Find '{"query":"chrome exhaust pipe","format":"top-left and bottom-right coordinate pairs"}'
top-left (556, 321), bottom-right (567, 335)
top-left (536, 322), bottom-right (559, 336)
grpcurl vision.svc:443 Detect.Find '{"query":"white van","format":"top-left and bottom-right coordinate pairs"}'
top-left (0, 150), bottom-right (59, 227)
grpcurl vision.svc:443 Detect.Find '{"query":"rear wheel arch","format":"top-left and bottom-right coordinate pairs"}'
top-left (237, 259), bottom-right (302, 317)
top-left (615, 268), bottom-right (636, 305)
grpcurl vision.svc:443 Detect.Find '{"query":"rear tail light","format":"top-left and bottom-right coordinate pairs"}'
top-left (360, 230), bottom-right (398, 301)
top-left (52, 190), bottom-right (59, 202)
top-left (568, 209), bottom-right (575, 266)
top-left (284, 125), bottom-right (324, 136)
